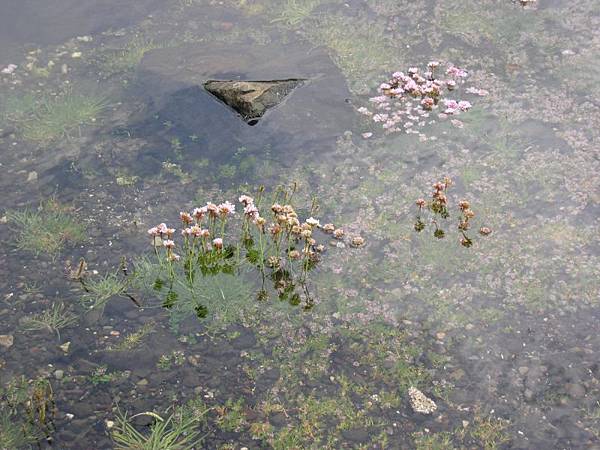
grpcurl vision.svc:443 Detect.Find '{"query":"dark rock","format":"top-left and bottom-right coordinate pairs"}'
top-left (204, 79), bottom-right (303, 124)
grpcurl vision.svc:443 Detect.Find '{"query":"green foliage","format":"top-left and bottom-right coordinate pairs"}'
top-left (21, 92), bottom-right (108, 142)
top-left (21, 302), bottom-right (77, 340)
top-left (6, 200), bottom-right (86, 256)
top-left (0, 376), bottom-right (55, 448)
top-left (0, 92), bottom-right (37, 126)
top-left (111, 406), bottom-right (205, 450)
top-left (80, 271), bottom-right (130, 312)
top-left (271, 0), bottom-right (322, 27)
top-left (96, 36), bottom-right (163, 77)
top-left (111, 322), bottom-right (156, 351)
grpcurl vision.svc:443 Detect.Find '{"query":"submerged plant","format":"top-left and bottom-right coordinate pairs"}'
top-left (96, 36), bottom-right (162, 77)
top-left (6, 199), bottom-right (86, 256)
top-left (271, 0), bottom-right (322, 27)
top-left (0, 376), bottom-right (55, 447)
top-left (21, 302), bottom-right (77, 340)
top-left (357, 61), bottom-right (484, 138)
top-left (414, 177), bottom-right (491, 247)
top-left (21, 92), bottom-right (108, 142)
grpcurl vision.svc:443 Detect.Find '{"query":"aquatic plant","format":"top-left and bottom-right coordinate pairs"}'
top-left (80, 270), bottom-right (135, 312)
top-left (0, 376), bottom-right (55, 447)
top-left (144, 186), bottom-right (363, 313)
top-left (271, 0), bottom-right (322, 27)
top-left (414, 177), bottom-right (491, 247)
top-left (6, 199), bottom-right (86, 256)
top-left (110, 321), bottom-right (156, 351)
top-left (21, 92), bottom-right (108, 142)
top-left (357, 62), bottom-right (485, 139)
top-left (21, 302), bottom-right (77, 340)
top-left (111, 407), bottom-right (205, 450)
top-left (96, 36), bottom-right (162, 77)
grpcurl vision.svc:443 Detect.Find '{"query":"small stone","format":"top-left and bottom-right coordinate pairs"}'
top-left (54, 370), bottom-right (64, 380)
top-left (105, 420), bottom-right (115, 429)
top-left (0, 215), bottom-right (7, 224)
top-left (0, 334), bottom-right (13, 348)
top-left (71, 52), bottom-right (82, 58)
top-left (465, 323), bottom-right (474, 330)
top-left (518, 366), bottom-right (529, 376)
top-left (27, 171), bottom-right (38, 182)
top-left (65, 413), bottom-right (74, 420)
top-left (59, 342), bottom-right (71, 353)
top-left (436, 332), bottom-right (446, 340)
top-left (462, 420), bottom-right (469, 428)
top-left (408, 387), bottom-right (437, 414)
top-left (136, 378), bottom-right (149, 386)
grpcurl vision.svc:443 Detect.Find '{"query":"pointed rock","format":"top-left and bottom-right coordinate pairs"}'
top-left (203, 79), bottom-right (303, 124)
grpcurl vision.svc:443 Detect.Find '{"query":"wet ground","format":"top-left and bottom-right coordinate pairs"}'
top-left (1, 0), bottom-right (599, 448)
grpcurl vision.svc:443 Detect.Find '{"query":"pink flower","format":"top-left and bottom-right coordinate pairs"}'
top-left (1, 64), bottom-right (17, 75)
top-left (212, 238), bottom-right (223, 249)
top-left (180, 212), bottom-right (193, 224)
top-left (156, 223), bottom-right (168, 234)
top-left (244, 204), bottom-right (260, 220)
top-left (169, 253), bottom-right (181, 261)
top-left (163, 240), bottom-right (175, 249)
top-left (446, 65), bottom-right (468, 78)
top-left (147, 227), bottom-right (160, 236)
top-left (357, 106), bottom-right (371, 115)
top-left (192, 207), bottom-right (206, 221)
top-left (458, 100), bottom-right (472, 111)
top-left (205, 202), bottom-right (219, 218)
top-left (218, 201), bottom-right (235, 216)
top-left (239, 194), bottom-right (254, 206)
top-left (446, 80), bottom-right (456, 90)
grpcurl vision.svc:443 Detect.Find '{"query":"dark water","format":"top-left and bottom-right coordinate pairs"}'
top-left (1, 0), bottom-right (599, 448)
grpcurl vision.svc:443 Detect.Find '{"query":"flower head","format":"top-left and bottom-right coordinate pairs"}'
top-left (238, 195), bottom-right (254, 206)
top-left (192, 207), bottom-right (206, 221)
top-left (212, 238), bottom-right (223, 249)
top-left (218, 201), bottom-right (236, 217)
top-left (333, 228), bottom-right (345, 239)
top-left (205, 202), bottom-right (219, 218)
top-left (306, 217), bottom-right (320, 228)
top-left (180, 212), bottom-right (194, 224)
top-left (479, 226), bottom-right (492, 236)
top-left (163, 239), bottom-right (175, 249)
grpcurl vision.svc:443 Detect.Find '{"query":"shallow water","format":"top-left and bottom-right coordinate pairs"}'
top-left (1, 0), bottom-right (599, 448)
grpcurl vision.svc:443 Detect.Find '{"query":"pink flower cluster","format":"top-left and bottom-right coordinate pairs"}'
top-left (358, 62), bottom-right (486, 138)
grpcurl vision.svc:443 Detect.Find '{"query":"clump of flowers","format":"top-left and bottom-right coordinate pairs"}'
top-left (146, 187), bottom-right (363, 311)
top-left (414, 177), bottom-right (492, 247)
top-left (357, 62), bottom-right (487, 139)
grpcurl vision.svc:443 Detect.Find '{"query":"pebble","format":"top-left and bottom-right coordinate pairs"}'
top-left (27, 171), bottom-right (38, 182)
top-left (60, 342), bottom-right (71, 353)
top-left (136, 378), bottom-right (149, 386)
top-left (518, 366), bottom-right (529, 376)
top-left (54, 369), bottom-right (64, 380)
top-left (0, 334), bottom-right (13, 348)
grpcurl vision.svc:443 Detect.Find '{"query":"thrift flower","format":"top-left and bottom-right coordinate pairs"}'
top-left (212, 238), bottom-right (223, 249)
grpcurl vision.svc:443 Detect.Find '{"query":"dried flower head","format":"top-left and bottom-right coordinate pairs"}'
top-left (288, 249), bottom-right (301, 260)
top-left (458, 200), bottom-right (470, 210)
top-left (192, 207), bottom-right (207, 221)
top-left (333, 229), bottom-right (345, 239)
top-left (322, 223), bottom-right (335, 233)
top-left (415, 198), bottom-right (426, 208)
top-left (271, 203), bottom-right (283, 214)
top-left (350, 236), bottom-right (365, 247)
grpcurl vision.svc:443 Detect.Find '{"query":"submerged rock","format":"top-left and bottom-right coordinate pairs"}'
top-left (408, 387), bottom-right (437, 414)
top-left (0, 334), bottom-right (13, 348)
top-left (203, 79), bottom-right (303, 124)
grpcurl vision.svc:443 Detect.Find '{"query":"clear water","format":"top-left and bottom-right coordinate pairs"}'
top-left (1, 0), bottom-right (599, 448)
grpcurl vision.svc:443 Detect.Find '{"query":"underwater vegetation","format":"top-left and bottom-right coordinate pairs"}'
top-left (6, 199), bottom-right (86, 256)
top-left (94, 36), bottom-right (164, 78)
top-left (357, 61), bottom-right (488, 139)
top-left (414, 177), bottom-right (491, 247)
top-left (0, 376), bottom-right (55, 448)
top-left (20, 91), bottom-right (108, 143)
top-left (21, 302), bottom-right (77, 340)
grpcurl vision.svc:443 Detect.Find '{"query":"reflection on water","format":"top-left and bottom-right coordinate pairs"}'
top-left (1, 0), bottom-right (600, 448)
